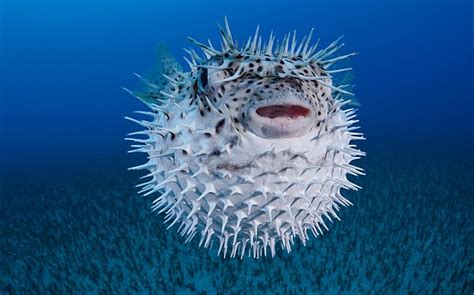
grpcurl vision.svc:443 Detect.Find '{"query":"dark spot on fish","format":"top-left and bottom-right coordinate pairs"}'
top-left (215, 119), bottom-right (225, 133)
top-left (229, 136), bottom-right (238, 147)
top-left (210, 149), bottom-right (221, 156)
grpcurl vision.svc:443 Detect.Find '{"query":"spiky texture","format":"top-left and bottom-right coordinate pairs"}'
top-left (125, 18), bottom-right (365, 258)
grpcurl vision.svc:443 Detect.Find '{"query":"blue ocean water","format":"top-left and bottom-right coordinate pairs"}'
top-left (1, 0), bottom-right (473, 293)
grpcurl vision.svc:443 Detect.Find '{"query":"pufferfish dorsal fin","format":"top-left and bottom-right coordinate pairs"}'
top-left (132, 44), bottom-right (183, 106)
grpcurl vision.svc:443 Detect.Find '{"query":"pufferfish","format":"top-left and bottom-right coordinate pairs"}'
top-left (125, 18), bottom-right (365, 259)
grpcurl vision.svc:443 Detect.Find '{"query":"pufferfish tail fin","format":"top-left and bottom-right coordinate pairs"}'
top-left (126, 44), bottom-right (183, 106)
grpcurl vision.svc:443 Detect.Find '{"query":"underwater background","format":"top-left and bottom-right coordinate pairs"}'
top-left (1, 0), bottom-right (473, 293)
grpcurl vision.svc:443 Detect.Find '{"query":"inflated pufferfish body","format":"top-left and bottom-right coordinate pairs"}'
top-left (126, 18), bottom-right (365, 258)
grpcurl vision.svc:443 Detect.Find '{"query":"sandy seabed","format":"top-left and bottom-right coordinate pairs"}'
top-left (1, 149), bottom-right (472, 294)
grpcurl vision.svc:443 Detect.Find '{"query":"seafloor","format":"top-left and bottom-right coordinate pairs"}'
top-left (1, 147), bottom-right (472, 294)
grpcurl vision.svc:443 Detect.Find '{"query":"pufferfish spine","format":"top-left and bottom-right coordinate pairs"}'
top-left (125, 18), bottom-right (365, 259)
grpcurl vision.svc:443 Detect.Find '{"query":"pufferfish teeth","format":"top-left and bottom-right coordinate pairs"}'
top-left (125, 17), bottom-right (364, 258)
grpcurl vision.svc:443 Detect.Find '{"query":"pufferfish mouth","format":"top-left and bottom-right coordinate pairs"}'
top-left (256, 104), bottom-right (311, 119)
top-left (246, 102), bottom-right (315, 139)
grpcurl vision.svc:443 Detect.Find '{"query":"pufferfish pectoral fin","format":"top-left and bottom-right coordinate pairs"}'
top-left (131, 44), bottom-right (183, 106)
top-left (331, 67), bottom-right (360, 107)
top-left (153, 43), bottom-right (183, 81)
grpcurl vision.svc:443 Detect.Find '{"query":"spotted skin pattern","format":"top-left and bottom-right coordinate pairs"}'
top-left (126, 19), bottom-right (365, 258)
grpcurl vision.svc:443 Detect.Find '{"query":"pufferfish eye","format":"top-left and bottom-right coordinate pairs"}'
top-left (199, 67), bottom-right (208, 89)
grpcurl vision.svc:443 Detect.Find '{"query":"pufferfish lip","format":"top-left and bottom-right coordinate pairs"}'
top-left (245, 102), bottom-right (315, 139)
